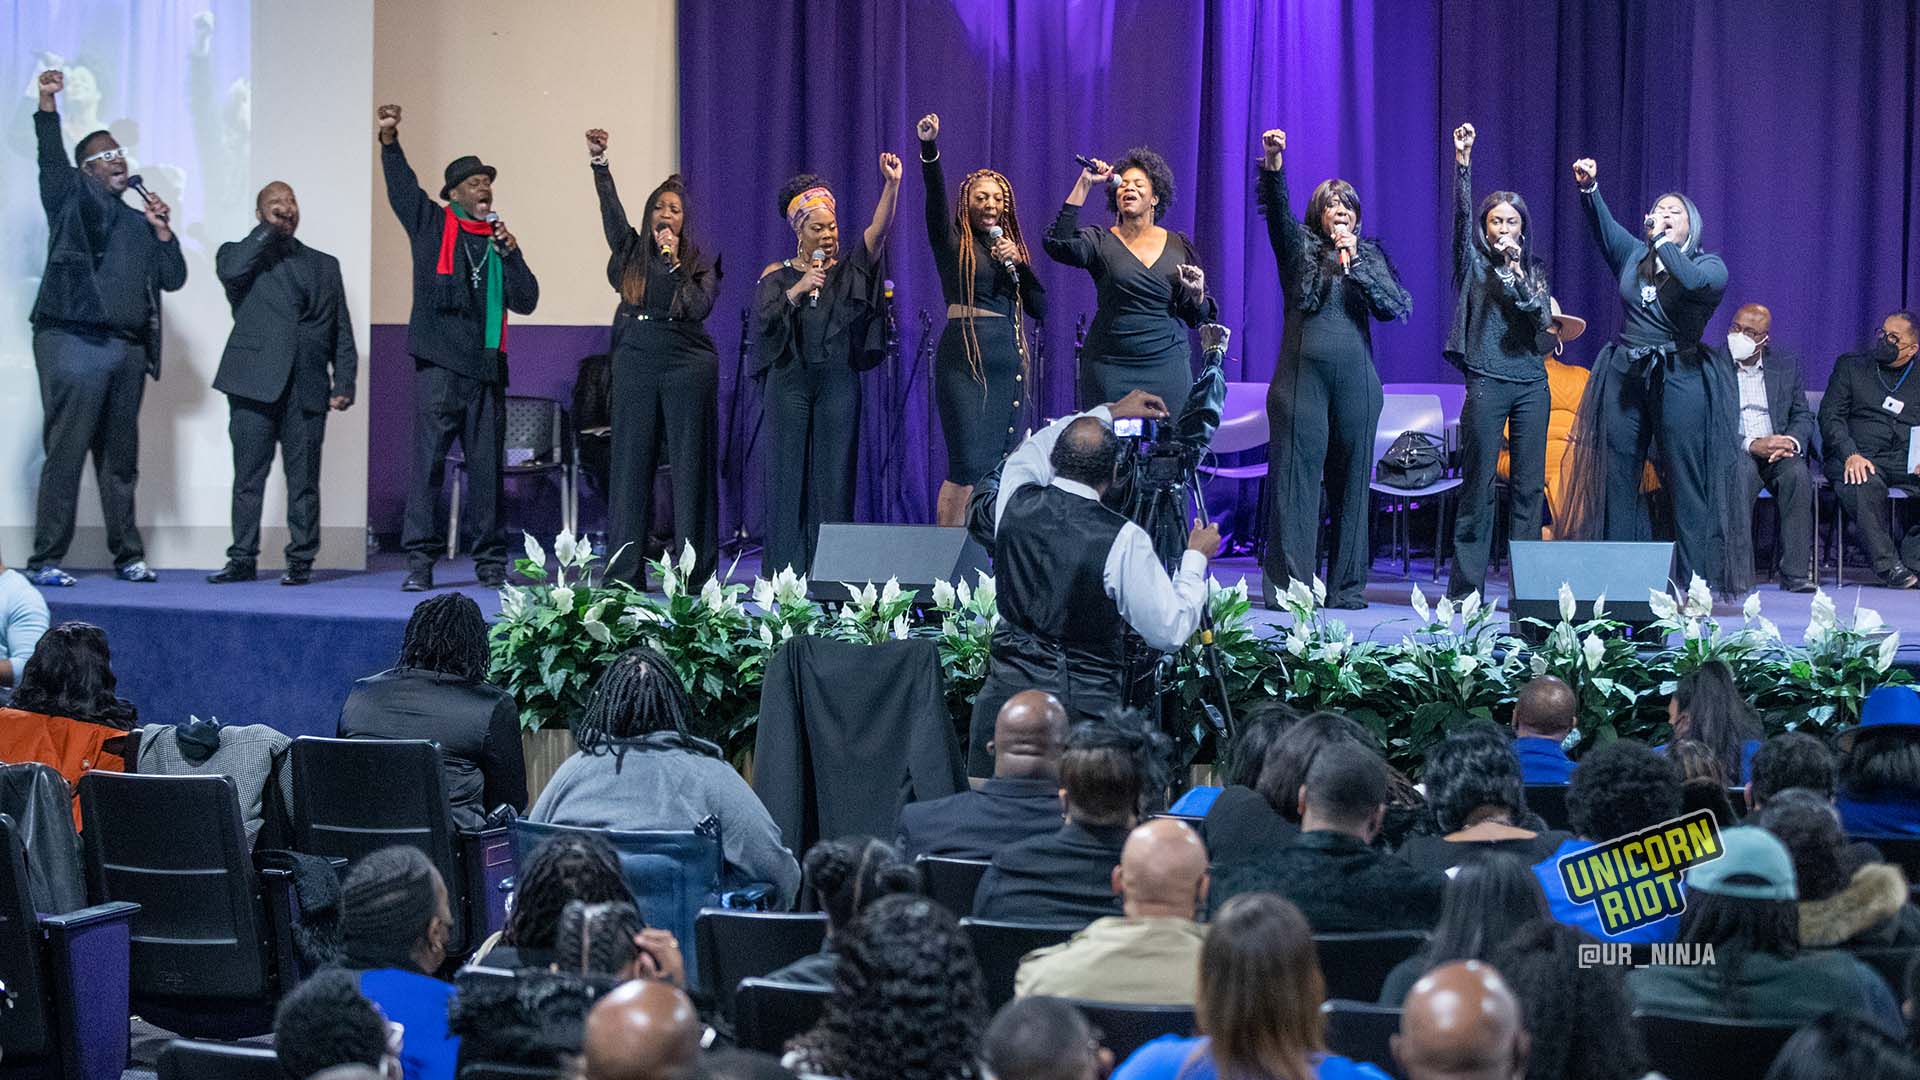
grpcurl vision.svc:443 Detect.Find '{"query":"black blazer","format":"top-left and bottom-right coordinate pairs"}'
top-left (337, 667), bottom-right (527, 830)
top-left (895, 777), bottom-right (1062, 861)
top-left (213, 225), bottom-right (356, 411)
top-left (1716, 343), bottom-right (1817, 456)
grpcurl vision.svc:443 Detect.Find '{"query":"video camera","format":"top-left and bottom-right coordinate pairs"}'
top-left (1110, 325), bottom-right (1231, 567)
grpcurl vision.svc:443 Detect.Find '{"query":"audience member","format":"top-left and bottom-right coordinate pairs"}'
top-left (1253, 711), bottom-right (1370, 828)
top-left (1015, 817), bottom-right (1209, 1004)
top-left (274, 967), bottom-right (400, 1080)
top-left (1392, 961), bottom-right (1529, 1080)
top-left (137, 714), bottom-right (294, 848)
top-left (549, 900), bottom-right (688, 984)
top-left (530, 646), bottom-right (801, 906)
top-left (446, 966), bottom-right (611, 1076)
top-left (898, 690), bottom-right (1068, 861)
top-left (785, 894), bottom-right (989, 1080)
top-left (1753, 788), bottom-right (1920, 951)
top-left (1398, 729), bottom-right (1566, 873)
top-left (689, 1050), bottom-right (802, 1080)
top-left (1486, 920), bottom-right (1652, 1080)
top-left (973, 718), bottom-right (1167, 925)
top-left (980, 996), bottom-right (1111, 1080)
top-left (1761, 1012), bottom-right (1920, 1080)
top-left (581, 979), bottom-right (702, 1080)
top-left (1532, 739), bottom-right (1684, 944)
top-left (1626, 826), bottom-right (1901, 1034)
top-left (0, 550), bottom-right (49, 691)
top-left (1835, 686), bottom-right (1920, 838)
top-left (767, 836), bottom-right (919, 986)
top-left (1210, 741), bottom-right (1443, 931)
top-left (1747, 730), bottom-right (1836, 811)
top-left (481, 832), bottom-right (634, 969)
top-left (0, 621), bottom-right (136, 826)
top-left (1194, 701), bottom-right (1300, 851)
top-left (1172, 699), bottom-right (1299, 817)
top-left (339, 594), bottom-right (527, 830)
top-left (1111, 893), bottom-right (1389, 1080)
top-left (1669, 738), bottom-right (1739, 825)
top-left (1663, 660), bottom-right (1762, 784)
top-left (1510, 676), bottom-right (1577, 784)
top-left (340, 845), bottom-right (461, 1080)
top-left (1377, 854), bottom-right (1547, 1006)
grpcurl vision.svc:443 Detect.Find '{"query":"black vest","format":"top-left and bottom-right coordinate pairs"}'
top-left (989, 484), bottom-right (1131, 720)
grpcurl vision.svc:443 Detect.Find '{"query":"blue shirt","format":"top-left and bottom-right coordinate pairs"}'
top-left (1513, 736), bottom-right (1575, 784)
top-left (0, 568), bottom-right (50, 673)
top-left (1532, 837), bottom-right (1680, 945)
top-left (359, 969), bottom-right (459, 1080)
top-left (1114, 1036), bottom-right (1390, 1080)
top-left (1836, 795), bottom-right (1920, 839)
top-left (1168, 785), bottom-right (1222, 816)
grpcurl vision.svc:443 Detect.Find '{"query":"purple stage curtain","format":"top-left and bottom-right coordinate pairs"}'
top-left (680, 0), bottom-right (1919, 545)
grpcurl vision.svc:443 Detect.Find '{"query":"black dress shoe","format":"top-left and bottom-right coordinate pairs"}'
top-left (1781, 580), bottom-right (1817, 594)
top-left (1883, 566), bottom-right (1920, 590)
top-left (476, 566), bottom-right (507, 588)
top-left (402, 570), bottom-right (433, 592)
top-left (1326, 597), bottom-right (1368, 611)
top-left (280, 563), bottom-right (313, 586)
top-left (207, 562), bottom-right (256, 584)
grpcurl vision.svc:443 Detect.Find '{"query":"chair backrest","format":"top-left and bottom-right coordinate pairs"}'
top-left (694, 909), bottom-right (828, 1020)
top-left (1863, 837), bottom-right (1920, 883)
top-left (78, 772), bottom-right (271, 1002)
top-left (0, 760), bottom-right (86, 914)
top-left (462, 1064), bottom-right (569, 1080)
top-left (1312, 931), bottom-right (1429, 1003)
top-left (1804, 389), bottom-right (1825, 459)
top-left (1524, 784), bottom-right (1570, 832)
top-left (503, 395), bottom-right (563, 459)
top-left (916, 855), bottom-right (992, 916)
top-left (733, 978), bottom-right (832, 1055)
top-left (1061, 999), bottom-right (1196, 1062)
top-left (960, 918), bottom-right (1078, 1010)
top-left (1635, 1010), bottom-right (1797, 1080)
top-left (0, 813), bottom-right (51, 1061)
top-left (1207, 381), bottom-right (1272, 455)
top-left (1373, 393), bottom-right (1447, 466)
top-left (156, 1039), bottom-right (281, 1080)
top-left (1381, 382), bottom-right (1466, 430)
top-left (1322, 1000), bottom-right (1405, 1079)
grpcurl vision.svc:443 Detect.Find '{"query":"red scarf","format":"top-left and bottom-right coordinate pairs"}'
top-left (436, 207), bottom-right (508, 349)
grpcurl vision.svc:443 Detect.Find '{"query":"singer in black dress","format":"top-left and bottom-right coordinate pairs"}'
top-left (916, 113), bottom-right (1048, 527)
top-left (587, 129), bottom-right (722, 589)
top-left (1044, 148), bottom-right (1215, 410)
top-left (1257, 130), bottom-right (1412, 610)
top-left (752, 156), bottom-right (902, 576)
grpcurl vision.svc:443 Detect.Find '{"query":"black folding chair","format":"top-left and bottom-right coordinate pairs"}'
top-left (1061, 999), bottom-right (1195, 1061)
top-left (733, 978), bottom-right (832, 1054)
top-left (1313, 931), bottom-right (1429, 1003)
top-left (1322, 1000), bottom-right (1405, 1079)
top-left (155, 1039), bottom-right (280, 1080)
top-left (1635, 1010), bottom-right (1798, 1080)
top-left (695, 909), bottom-right (828, 1021)
top-left (960, 918), bottom-right (1078, 1010)
top-left (1524, 784), bottom-right (1570, 831)
top-left (1853, 945), bottom-right (1919, 996)
top-left (917, 855), bottom-right (991, 916)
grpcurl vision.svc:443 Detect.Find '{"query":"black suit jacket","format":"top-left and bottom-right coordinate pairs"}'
top-left (214, 225), bottom-right (357, 411)
top-left (337, 667), bottom-right (527, 831)
top-left (972, 821), bottom-right (1129, 927)
top-left (896, 777), bottom-right (1062, 861)
top-left (1716, 343), bottom-right (1817, 456)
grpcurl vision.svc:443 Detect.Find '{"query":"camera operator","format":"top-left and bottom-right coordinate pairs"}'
top-left (964, 386), bottom-right (1221, 779)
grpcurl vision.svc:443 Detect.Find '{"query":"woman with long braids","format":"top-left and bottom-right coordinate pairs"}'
top-left (1045, 147), bottom-right (1215, 409)
top-left (474, 831), bottom-right (632, 969)
top-left (528, 645), bottom-right (800, 906)
top-left (915, 113), bottom-right (1048, 526)
top-left (1256, 129), bottom-right (1412, 611)
top-left (585, 128), bottom-right (722, 589)
top-left (753, 154), bottom-right (903, 575)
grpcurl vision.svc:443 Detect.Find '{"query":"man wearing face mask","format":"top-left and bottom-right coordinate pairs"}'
top-left (1714, 303), bottom-right (1817, 592)
top-left (1819, 312), bottom-right (1920, 588)
top-left (26, 69), bottom-right (187, 588)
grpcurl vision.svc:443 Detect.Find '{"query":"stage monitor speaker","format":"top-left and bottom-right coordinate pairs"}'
top-left (1508, 541), bottom-right (1674, 643)
top-left (806, 524), bottom-right (992, 602)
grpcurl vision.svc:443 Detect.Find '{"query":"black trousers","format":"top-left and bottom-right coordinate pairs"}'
top-left (761, 361), bottom-right (859, 578)
top-left (403, 359), bottom-right (507, 574)
top-left (227, 384), bottom-right (328, 566)
top-left (1596, 350), bottom-right (1720, 587)
top-left (1448, 375), bottom-right (1549, 599)
top-left (1833, 453), bottom-right (1920, 577)
top-left (605, 344), bottom-right (719, 588)
top-left (1264, 351), bottom-right (1382, 607)
top-left (30, 328), bottom-right (147, 569)
top-left (1734, 451), bottom-right (1815, 586)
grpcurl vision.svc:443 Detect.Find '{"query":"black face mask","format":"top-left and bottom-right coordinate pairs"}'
top-left (1869, 334), bottom-right (1901, 365)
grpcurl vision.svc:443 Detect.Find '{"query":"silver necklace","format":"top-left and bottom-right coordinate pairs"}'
top-left (463, 236), bottom-right (487, 288)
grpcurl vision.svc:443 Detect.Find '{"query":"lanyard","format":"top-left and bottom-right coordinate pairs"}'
top-left (1875, 361), bottom-right (1913, 396)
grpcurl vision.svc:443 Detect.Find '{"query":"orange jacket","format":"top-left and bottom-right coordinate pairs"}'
top-left (0, 707), bottom-right (127, 829)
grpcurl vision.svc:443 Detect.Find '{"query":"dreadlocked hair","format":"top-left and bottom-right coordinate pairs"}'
top-left (618, 174), bottom-right (702, 312)
top-left (803, 836), bottom-right (920, 933)
top-left (572, 645), bottom-right (702, 755)
top-left (398, 593), bottom-right (490, 682)
top-left (503, 832), bottom-right (632, 950)
top-left (953, 168), bottom-right (1033, 393)
top-left (552, 900), bottom-right (644, 977)
top-left (340, 845), bottom-right (443, 971)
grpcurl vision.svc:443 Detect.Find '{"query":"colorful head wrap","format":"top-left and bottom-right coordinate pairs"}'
top-left (786, 185), bottom-right (835, 234)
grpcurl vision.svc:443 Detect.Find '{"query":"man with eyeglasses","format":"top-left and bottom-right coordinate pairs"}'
top-left (1819, 311), bottom-right (1920, 588)
top-left (1713, 302), bottom-right (1817, 592)
top-left (25, 69), bottom-right (186, 588)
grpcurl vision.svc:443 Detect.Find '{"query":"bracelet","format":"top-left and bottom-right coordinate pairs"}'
top-left (589, 153), bottom-right (608, 167)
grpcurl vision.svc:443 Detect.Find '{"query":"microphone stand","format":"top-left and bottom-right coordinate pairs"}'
top-left (1185, 463), bottom-right (1236, 746)
top-left (723, 307), bottom-right (763, 559)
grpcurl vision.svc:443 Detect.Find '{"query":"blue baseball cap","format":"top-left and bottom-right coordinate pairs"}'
top-left (1837, 685), bottom-right (1920, 751)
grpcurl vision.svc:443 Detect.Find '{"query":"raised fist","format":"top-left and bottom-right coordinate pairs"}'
top-left (916, 113), bottom-right (939, 142)
top-left (1453, 122), bottom-right (1476, 163)
top-left (1199, 323), bottom-right (1230, 354)
top-left (1571, 158), bottom-right (1597, 187)
top-left (585, 128), bottom-right (609, 156)
top-left (377, 104), bottom-right (402, 131)
top-left (1261, 129), bottom-right (1286, 169)
top-left (37, 69), bottom-right (63, 102)
top-left (879, 151), bottom-right (902, 183)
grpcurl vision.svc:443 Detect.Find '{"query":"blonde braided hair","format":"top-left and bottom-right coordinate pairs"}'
top-left (954, 168), bottom-right (1032, 395)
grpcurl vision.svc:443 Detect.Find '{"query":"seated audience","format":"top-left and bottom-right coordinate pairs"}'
top-left (582, 979), bottom-right (702, 1080)
top-left (1015, 816), bottom-right (1210, 1004)
top-left (1835, 685), bottom-right (1920, 838)
top-left (980, 996), bottom-right (1113, 1080)
top-left (1171, 698), bottom-right (1298, 817)
top-left (1818, 309), bottom-right (1920, 588)
top-left (785, 893), bottom-right (989, 1080)
top-left (1662, 660), bottom-right (1762, 784)
top-left (1209, 741), bottom-right (1443, 931)
top-left (1669, 738), bottom-right (1739, 825)
top-left (137, 714), bottom-right (294, 848)
top-left (1111, 893), bottom-right (1389, 1080)
top-left (1488, 920), bottom-right (1653, 1080)
top-left (1626, 826), bottom-right (1901, 1034)
top-left (1532, 739), bottom-right (1684, 944)
top-left (1760, 1011), bottom-right (1920, 1080)
top-left (1377, 854), bottom-right (1547, 1005)
top-left (1210, 710), bottom-right (1367, 864)
top-left (0, 550), bottom-right (49, 691)
top-left (274, 967), bottom-right (401, 1080)
top-left (1393, 961), bottom-right (1529, 1080)
top-left (0, 621), bottom-right (136, 825)
top-left (1510, 675), bottom-right (1578, 784)
top-left (479, 832), bottom-right (634, 969)
top-left (766, 836), bottom-right (919, 986)
top-left (1753, 788), bottom-right (1920, 951)
top-left (552, 900), bottom-right (687, 984)
top-left (1746, 730), bottom-right (1836, 812)
top-left (339, 594), bottom-right (527, 831)
top-left (1398, 728), bottom-right (1567, 873)
top-left (340, 845), bottom-right (461, 1080)
top-left (1195, 701), bottom-right (1298, 848)
top-left (898, 690), bottom-right (1068, 861)
top-left (530, 646), bottom-right (801, 906)
top-left (447, 967), bottom-right (612, 1076)
top-left (973, 719), bottom-right (1167, 926)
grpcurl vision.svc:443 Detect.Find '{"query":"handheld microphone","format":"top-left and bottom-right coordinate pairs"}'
top-left (1642, 212), bottom-right (1660, 240)
top-left (654, 224), bottom-right (674, 258)
top-left (1073, 154), bottom-right (1121, 188)
top-left (484, 211), bottom-right (504, 251)
top-left (986, 225), bottom-right (1017, 276)
top-left (1334, 223), bottom-right (1352, 274)
top-left (127, 174), bottom-right (168, 221)
top-left (808, 248), bottom-right (825, 308)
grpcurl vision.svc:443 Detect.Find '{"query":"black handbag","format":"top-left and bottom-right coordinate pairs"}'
top-left (1375, 431), bottom-right (1445, 489)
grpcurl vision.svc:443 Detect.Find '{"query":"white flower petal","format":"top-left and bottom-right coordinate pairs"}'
top-left (1436, 596), bottom-right (1456, 627)
top-left (1286, 579), bottom-right (1316, 612)
top-left (932, 579), bottom-right (957, 608)
top-left (1582, 632), bottom-right (1606, 671)
top-left (1558, 582), bottom-right (1577, 623)
top-left (1648, 589), bottom-right (1679, 621)
top-left (553, 531), bottom-right (578, 568)
top-left (753, 578), bottom-right (776, 609)
top-left (700, 577), bottom-right (723, 607)
top-left (881, 577), bottom-right (902, 606)
top-left (1855, 606), bottom-right (1885, 635)
top-left (1452, 654), bottom-right (1478, 675)
top-left (1685, 575), bottom-right (1714, 618)
top-left (1461, 591), bottom-right (1481, 623)
top-left (582, 618), bottom-right (611, 644)
top-left (1591, 592), bottom-right (1607, 620)
top-left (551, 585), bottom-right (575, 610)
top-left (1311, 576), bottom-right (1328, 604)
top-left (1875, 632), bottom-right (1900, 673)
top-left (1410, 584), bottom-right (1431, 624)
top-left (523, 532), bottom-right (546, 568)
top-left (1742, 592), bottom-right (1762, 621)
top-left (1808, 589), bottom-right (1837, 635)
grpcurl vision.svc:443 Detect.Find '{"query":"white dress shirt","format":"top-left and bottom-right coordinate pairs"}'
top-left (1734, 351), bottom-right (1798, 454)
top-left (993, 407), bottom-right (1210, 652)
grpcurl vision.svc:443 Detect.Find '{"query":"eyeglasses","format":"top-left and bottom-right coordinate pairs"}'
top-left (80, 147), bottom-right (125, 165)
top-left (1733, 328), bottom-right (1769, 345)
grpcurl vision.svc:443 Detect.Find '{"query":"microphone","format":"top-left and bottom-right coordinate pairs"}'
top-left (1334, 223), bottom-right (1352, 274)
top-left (127, 174), bottom-right (168, 221)
top-left (484, 211), bottom-right (504, 251)
top-left (654, 224), bottom-right (674, 258)
top-left (1073, 154), bottom-right (1121, 188)
top-left (986, 225), bottom-right (1017, 276)
top-left (808, 248), bottom-right (825, 308)
top-left (1642, 212), bottom-right (1661, 241)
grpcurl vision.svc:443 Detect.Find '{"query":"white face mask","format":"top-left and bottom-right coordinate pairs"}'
top-left (1727, 332), bottom-right (1759, 362)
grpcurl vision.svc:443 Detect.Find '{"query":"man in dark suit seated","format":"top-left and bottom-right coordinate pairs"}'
top-left (1208, 740), bottom-right (1444, 932)
top-left (1717, 302), bottom-right (1817, 592)
top-left (971, 719), bottom-right (1163, 927)
top-left (1820, 311), bottom-right (1920, 588)
top-left (897, 690), bottom-right (1067, 860)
